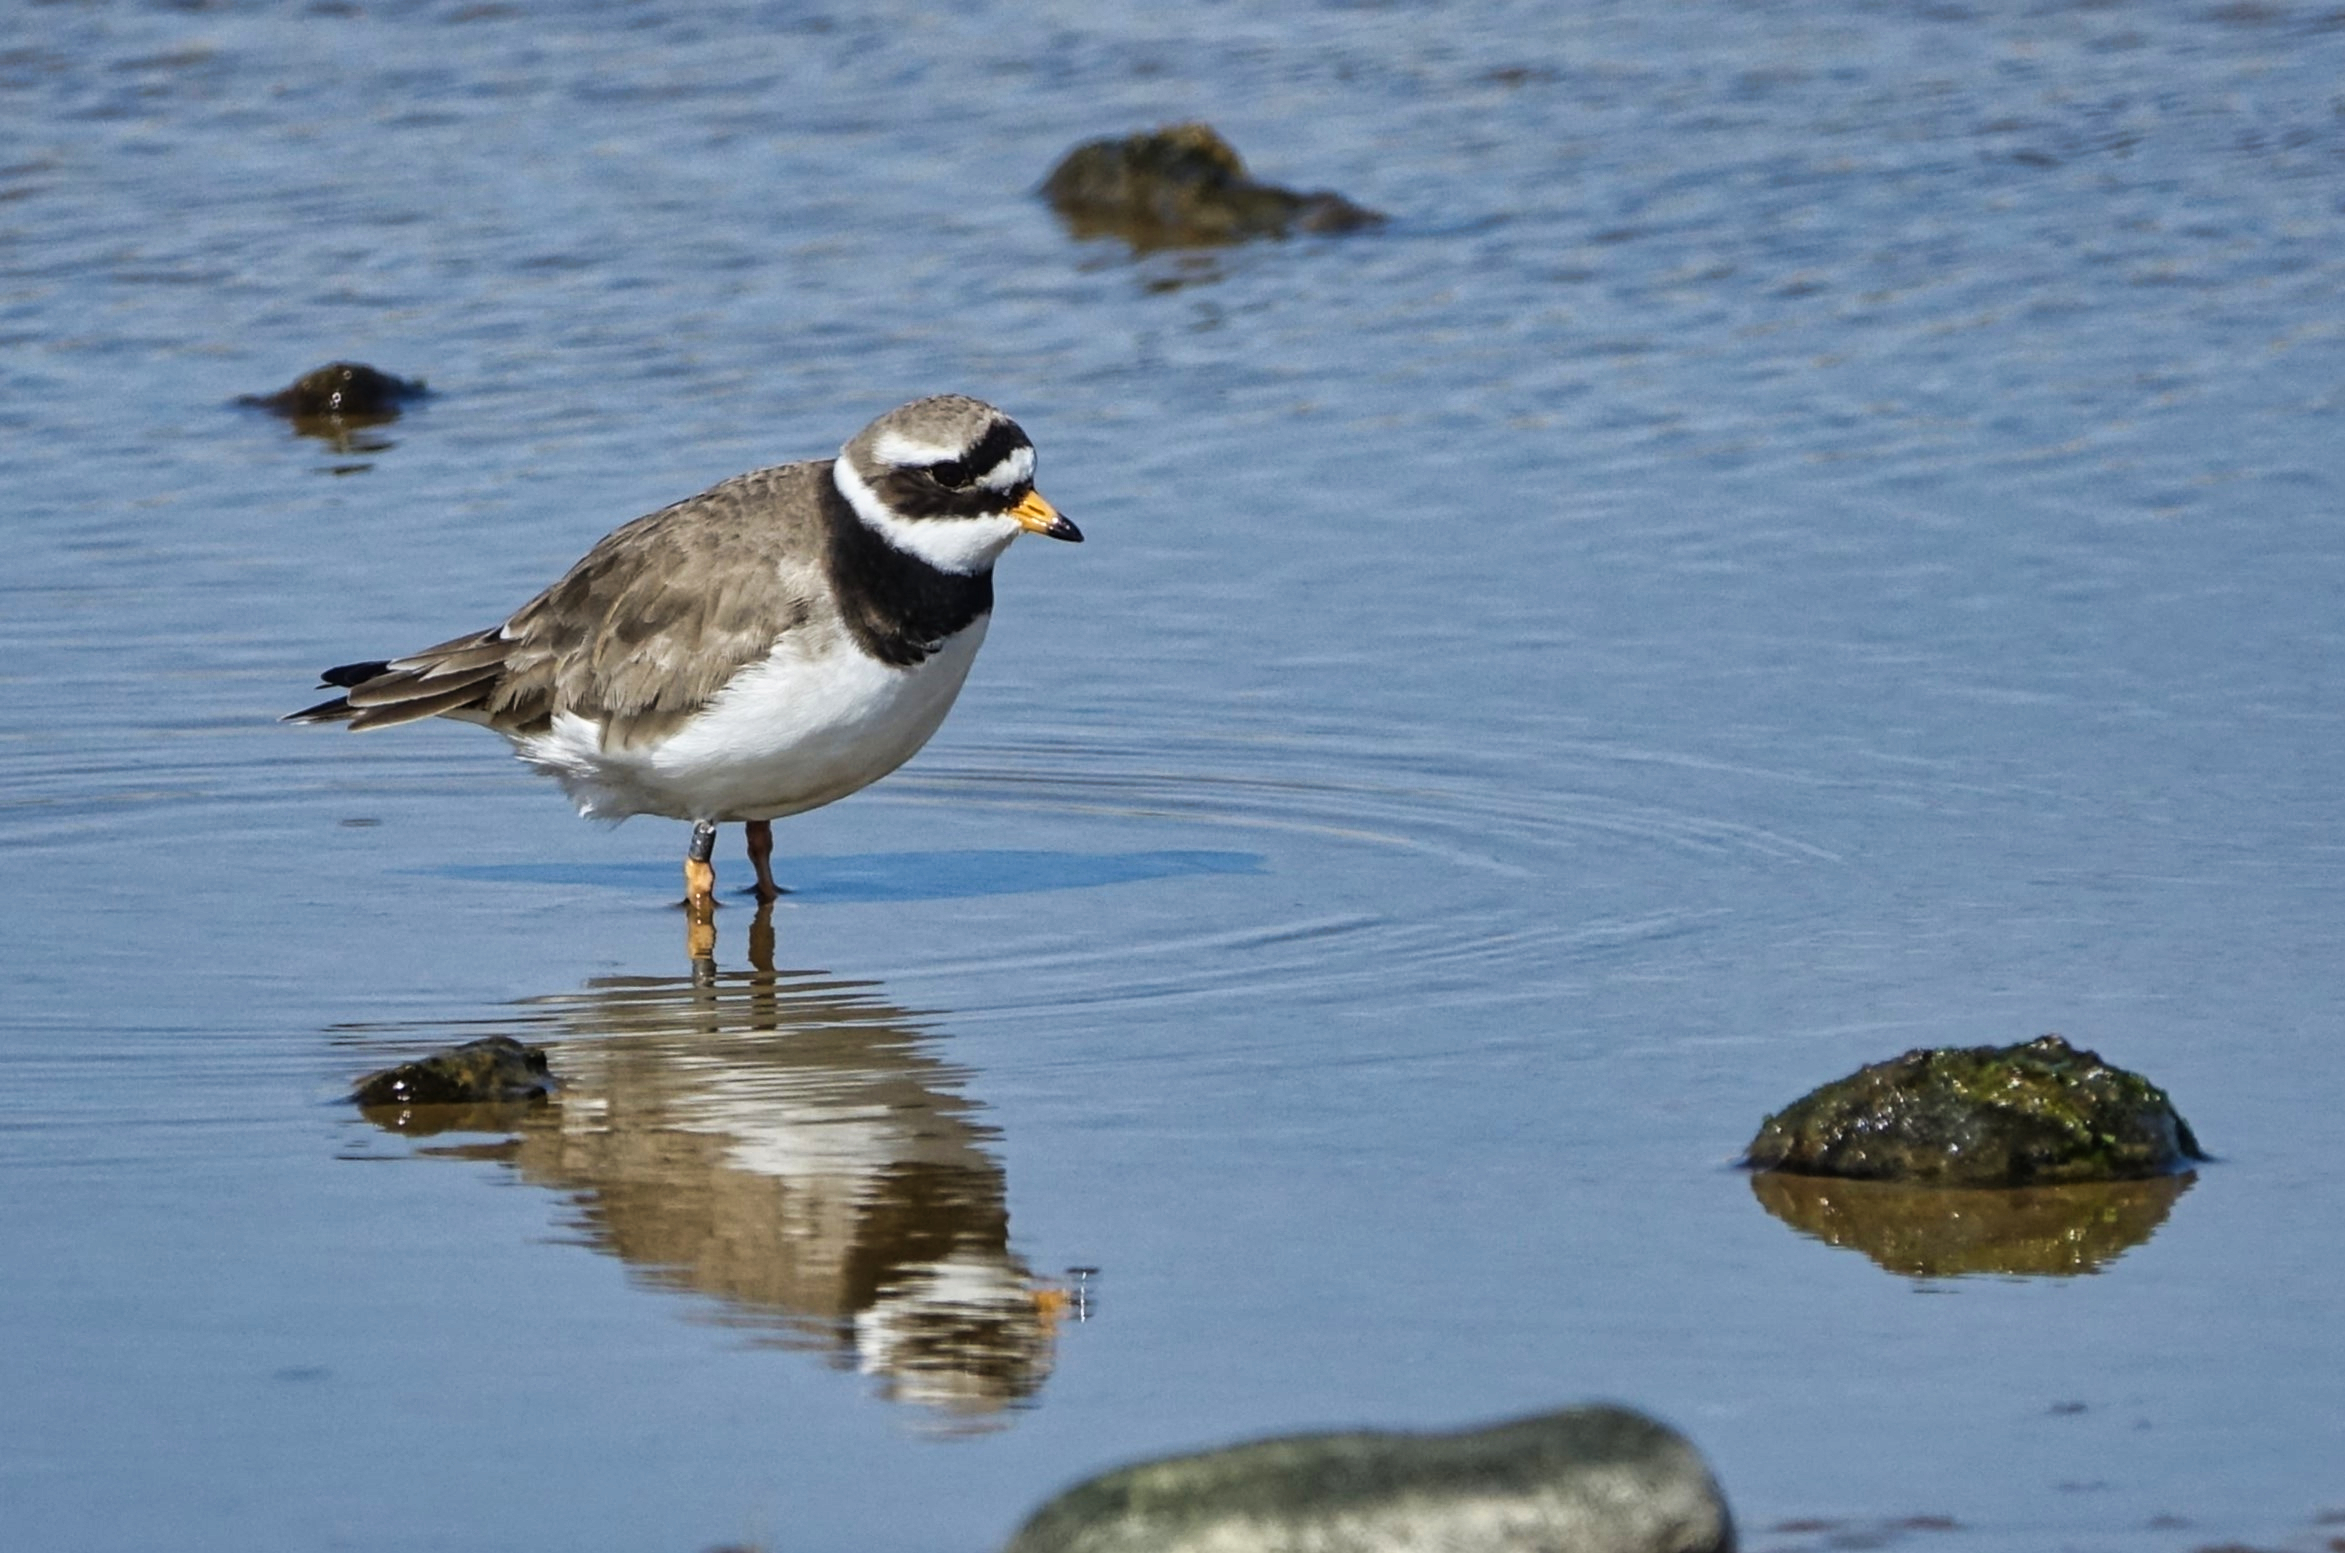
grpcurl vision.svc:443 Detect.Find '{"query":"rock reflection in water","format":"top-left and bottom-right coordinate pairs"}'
top-left (351, 910), bottom-right (1070, 1427)
top-left (1749, 1171), bottom-right (2194, 1280)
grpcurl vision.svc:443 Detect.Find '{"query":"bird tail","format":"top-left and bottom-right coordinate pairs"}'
top-left (283, 630), bottom-right (508, 729)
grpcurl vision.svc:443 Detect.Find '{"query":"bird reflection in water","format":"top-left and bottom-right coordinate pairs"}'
top-left (347, 900), bottom-right (1081, 1428)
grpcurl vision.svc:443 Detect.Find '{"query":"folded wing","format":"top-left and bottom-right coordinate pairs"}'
top-left (286, 463), bottom-right (831, 748)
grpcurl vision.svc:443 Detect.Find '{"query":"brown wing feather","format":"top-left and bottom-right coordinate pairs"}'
top-left (345, 663), bottom-right (502, 710)
top-left (487, 462), bottom-right (831, 746)
top-left (348, 680), bottom-right (503, 729)
top-left (291, 460), bottom-right (833, 743)
top-left (389, 637), bottom-right (512, 679)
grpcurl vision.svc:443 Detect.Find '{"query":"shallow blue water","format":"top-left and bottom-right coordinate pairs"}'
top-left (3, 2), bottom-right (2342, 1550)
top-left (430, 848), bottom-right (1264, 901)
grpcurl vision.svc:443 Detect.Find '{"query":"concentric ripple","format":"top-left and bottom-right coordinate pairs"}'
top-left (846, 723), bottom-right (1843, 1018)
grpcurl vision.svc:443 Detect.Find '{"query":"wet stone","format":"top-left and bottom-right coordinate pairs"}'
top-left (350, 1035), bottom-right (551, 1108)
top-left (240, 361), bottom-right (428, 422)
top-left (1003, 1404), bottom-right (1733, 1553)
top-left (1040, 123), bottom-right (1384, 250)
top-left (1744, 1035), bottom-right (2204, 1187)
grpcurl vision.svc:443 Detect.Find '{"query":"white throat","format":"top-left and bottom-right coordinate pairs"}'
top-left (832, 457), bottom-right (1022, 576)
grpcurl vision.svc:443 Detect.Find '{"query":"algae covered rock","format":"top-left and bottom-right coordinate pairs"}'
top-left (1749, 1171), bottom-right (2194, 1278)
top-left (1004, 1404), bottom-right (1734, 1553)
top-left (241, 361), bottom-right (427, 423)
top-left (1744, 1035), bottom-right (2203, 1187)
top-left (351, 1035), bottom-right (551, 1108)
top-left (1041, 123), bottom-right (1384, 249)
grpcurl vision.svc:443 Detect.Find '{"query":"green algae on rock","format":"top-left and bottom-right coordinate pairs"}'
top-left (1041, 123), bottom-right (1384, 250)
top-left (351, 1035), bottom-right (550, 1108)
top-left (1004, 1404), bottom-right (1733, 1553)
top-left (1749, 1171), bottom-right (2194, 1277)
top-left (1745, 1035), bottom-right (2204, 1187)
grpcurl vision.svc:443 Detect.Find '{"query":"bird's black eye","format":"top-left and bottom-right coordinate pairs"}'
top-left (925, 457), bottom-right (974, 489)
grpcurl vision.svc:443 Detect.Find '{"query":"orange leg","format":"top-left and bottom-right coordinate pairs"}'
top-left (684, 820), bottom-right (719, 959)
top-left (745, 818), bottom-right (785, 902)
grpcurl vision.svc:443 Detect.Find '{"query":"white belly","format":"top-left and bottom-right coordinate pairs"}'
top-left (510, 618), bottom-right (989, 822)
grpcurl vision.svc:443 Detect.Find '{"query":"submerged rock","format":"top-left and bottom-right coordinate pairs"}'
top-left (1004, 1404), bottom-right (1733, 1553)
top-left (1744, 1035), bottom-right (2203, 1187)
top-left (1750, 1171), bottom-right (2193, 1278)
top-left (351, 1035), bottom-right (551, 1108)
top-left (241, 361), bottom-right (428, 423)
top-left (1041, 123), bottom-right (1384, 249)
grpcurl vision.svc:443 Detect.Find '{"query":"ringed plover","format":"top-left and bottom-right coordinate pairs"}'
top-left (289, 395), bottom-right (1081, 935)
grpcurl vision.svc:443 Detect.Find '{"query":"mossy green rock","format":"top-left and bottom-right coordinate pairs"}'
top-left (351, 1035), bottom-right (550, 1108)
top-left (1041, 123), bottom-right (1384, 249)
top-left (1004, 1405), bottom-right (1733, 1553)
top-left (1745, 1034), bottom-right (2203, 1187)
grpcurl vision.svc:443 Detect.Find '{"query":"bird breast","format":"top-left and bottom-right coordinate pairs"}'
top-left (512, 617), bottom-right (992, 822)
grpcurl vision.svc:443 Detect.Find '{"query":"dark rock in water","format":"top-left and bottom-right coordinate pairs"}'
top-left (1744, 1034), bottom-right (2203, 1187)
top-left (1750, 1171), bottom-right (2194, 1277)
top-left (1003, 1404), bottom-right (1733, 1553)
top-left (241, 361), bottom-right (428, 422)
top-left (351, 1035), bottom-right (551, 1108)
top-left (1041, 123), bottom-right (1384, 249)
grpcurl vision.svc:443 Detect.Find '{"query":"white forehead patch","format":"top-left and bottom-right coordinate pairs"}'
top-left (833, 456), bottom-right (1024, 576)
top-left (979, 444), bottom-right (1035, 493)
top-left (871, 430), bottom-right (971, 469)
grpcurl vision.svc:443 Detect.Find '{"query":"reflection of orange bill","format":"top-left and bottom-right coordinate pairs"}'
top-left (1033, 1284), bottom-right (1072, 1332)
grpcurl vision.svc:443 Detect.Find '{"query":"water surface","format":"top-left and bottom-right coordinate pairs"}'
top-left (3, 2), bottom-right (2342, 1550)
